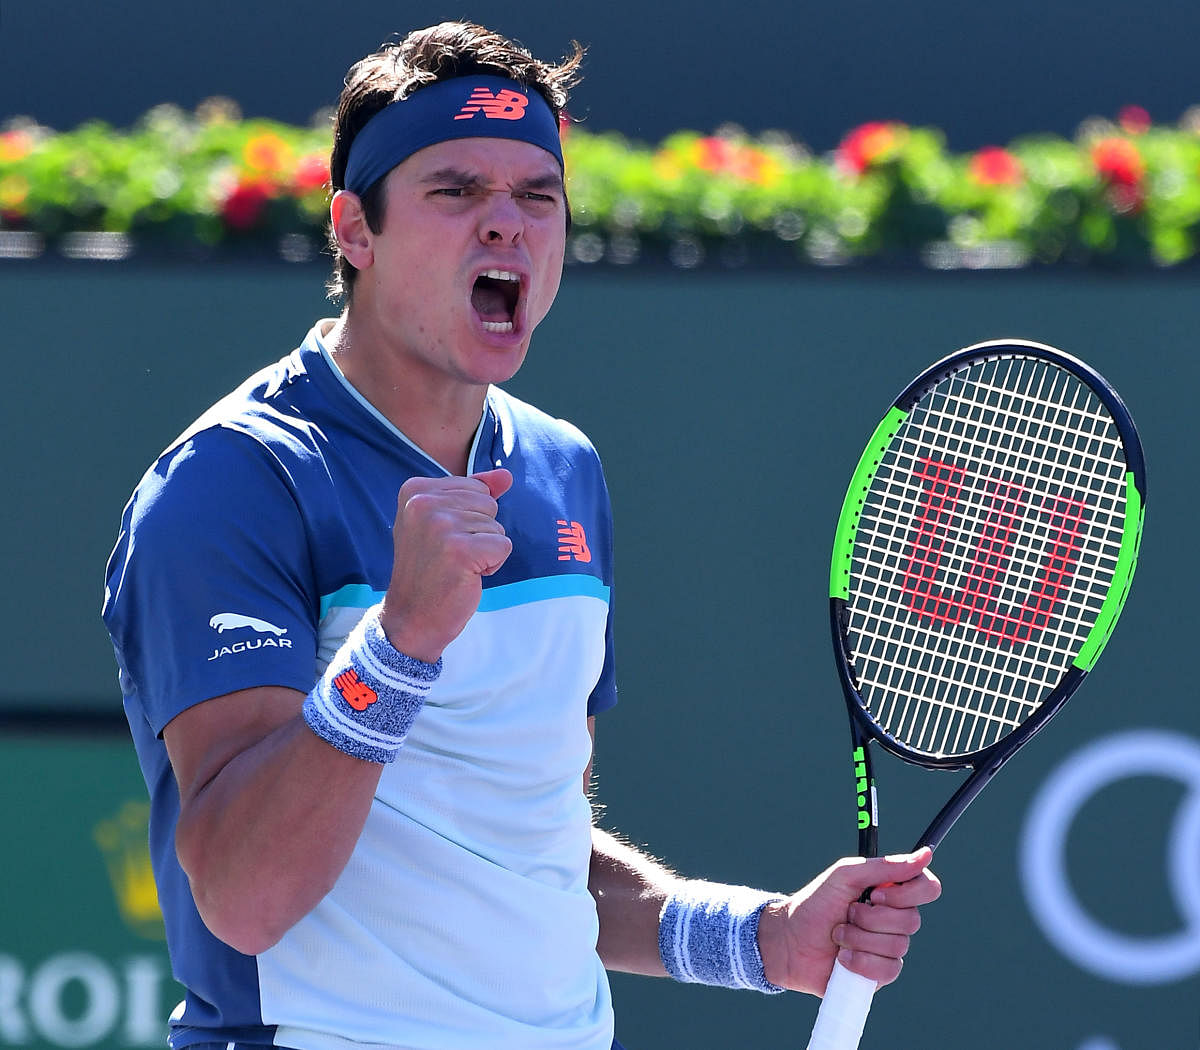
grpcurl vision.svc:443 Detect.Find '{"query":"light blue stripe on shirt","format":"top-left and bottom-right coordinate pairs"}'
top-left (478, 574), bottom-right (610, 611)
top-left (320, 575), bottom-right (609, 621)
top-left (320, 583), bottom-right (383, 621)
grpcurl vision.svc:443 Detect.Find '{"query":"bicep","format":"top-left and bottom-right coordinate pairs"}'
top-left (164, 685), bottom-right (307, 807)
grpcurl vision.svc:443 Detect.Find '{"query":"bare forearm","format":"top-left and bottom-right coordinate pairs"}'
top-left (589, 827), bottom-right (681, 975)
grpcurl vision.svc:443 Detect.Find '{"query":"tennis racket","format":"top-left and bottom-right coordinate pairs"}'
top-left (805, 339), bottom-right (1145, 1050)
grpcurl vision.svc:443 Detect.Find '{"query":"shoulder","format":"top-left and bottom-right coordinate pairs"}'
top-left (134, 342), bottom-right (337, 508)
top-left (490, 386), bottom-right (602, 465)
top-left (117, 345), bottom-right (339, 550)
top-left (171, 348), bottom-right (326, 464)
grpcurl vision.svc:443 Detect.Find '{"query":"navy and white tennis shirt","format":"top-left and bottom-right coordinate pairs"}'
top-left (103, 321), bottom-right (618, 1050)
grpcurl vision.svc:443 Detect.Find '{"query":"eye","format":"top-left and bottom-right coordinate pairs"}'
top-left (519, 190), bottom-right (561, 212)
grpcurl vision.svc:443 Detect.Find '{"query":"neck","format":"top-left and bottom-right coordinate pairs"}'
top-left (323, 312), bottom-right (487, 477)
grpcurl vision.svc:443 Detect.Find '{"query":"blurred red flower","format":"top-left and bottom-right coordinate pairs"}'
top-left (1090, 137), bottom-right (1146, 214)
top-left (968, 146), bottom-right (1023, 187)
top-left (837, 121), bottom-right (906, 174)
top-left (221, 177), bottom-right (274, 229)
top-left (292, 153), bottom-right (330, 196)
top-left (1091, 137), bottom-right (1145, 186)
top-left (695, 136), bottom-right (733, 173)
top-left (1118, 105), bottom-right (1151, 135)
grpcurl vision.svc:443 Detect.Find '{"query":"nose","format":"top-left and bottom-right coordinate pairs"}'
top-left (478, 191), bottom-right (523, 246)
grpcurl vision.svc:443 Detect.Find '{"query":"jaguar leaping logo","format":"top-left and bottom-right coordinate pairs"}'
top-left (209, 612), bottom-right (288, 636)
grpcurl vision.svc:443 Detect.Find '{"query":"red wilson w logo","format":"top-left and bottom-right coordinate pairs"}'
top-left (901, 457), bottom-right (1089, 646)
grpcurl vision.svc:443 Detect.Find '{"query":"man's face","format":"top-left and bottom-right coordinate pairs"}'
top-left (357, 136), bottom-right (567, 391)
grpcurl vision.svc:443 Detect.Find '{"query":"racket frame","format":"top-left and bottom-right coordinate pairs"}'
top-left (828, 339), bottom-right (1146, 856)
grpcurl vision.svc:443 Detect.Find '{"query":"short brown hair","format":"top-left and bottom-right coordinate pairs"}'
top-left (326, 22), bottom-right (583, 302)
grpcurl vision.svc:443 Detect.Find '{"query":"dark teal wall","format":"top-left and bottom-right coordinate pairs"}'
top-left (2, 262), bottom-right (1196, 1048)
top-left (5, 2), bottom-right (1199, 150)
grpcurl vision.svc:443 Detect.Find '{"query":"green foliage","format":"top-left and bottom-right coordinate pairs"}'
top-left (3, 102), bottom-right (1200, 267)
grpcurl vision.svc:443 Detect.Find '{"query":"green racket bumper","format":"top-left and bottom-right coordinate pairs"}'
top-left (1074, 471), bottom-right (1145, 672)
top-left (830, 406), bottom-right (908, 600)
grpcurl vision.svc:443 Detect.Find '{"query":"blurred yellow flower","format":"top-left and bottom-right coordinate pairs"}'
top-left (0, 173), bottom-right (30, 213)
top-left (243, 131), bottom-right (294, 175)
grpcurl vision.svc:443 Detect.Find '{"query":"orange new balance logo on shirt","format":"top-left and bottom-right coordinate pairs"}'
top-left (334, 668), bottom-right (377, 712)
top-left (557, 520), bottom-right (591, 563)
top-left (454, 87), bottom-right (529, 121)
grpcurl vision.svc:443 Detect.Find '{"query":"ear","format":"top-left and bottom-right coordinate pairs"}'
top-left (330, 190), bottom-right (374, 271)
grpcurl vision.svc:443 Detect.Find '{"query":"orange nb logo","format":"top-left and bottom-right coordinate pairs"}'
top-left (557, 520), bottom-right (591, 563)
top-left (334, 668), bottom-right (378, 712)
top-left (454, 87), bottom-right (529, 121)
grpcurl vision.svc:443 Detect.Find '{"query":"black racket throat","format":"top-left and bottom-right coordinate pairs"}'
top-left (834, 596), bottom-right (1087, 858)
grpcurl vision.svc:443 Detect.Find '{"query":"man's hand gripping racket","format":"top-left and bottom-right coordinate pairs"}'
top-left (805, 340), bottom-right (1146, 1050)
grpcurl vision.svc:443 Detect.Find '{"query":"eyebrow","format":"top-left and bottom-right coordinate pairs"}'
top-left (418, 166), bottom-right (564, 192)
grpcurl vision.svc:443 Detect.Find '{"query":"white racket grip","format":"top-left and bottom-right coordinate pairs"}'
top-left (804, 960), bottom-right (877, 1050)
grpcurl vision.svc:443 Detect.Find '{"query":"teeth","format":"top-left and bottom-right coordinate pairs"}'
top-left (482, 320), bottom-right (514, 333)
top-left (481, 269), bottom-right (520, 283)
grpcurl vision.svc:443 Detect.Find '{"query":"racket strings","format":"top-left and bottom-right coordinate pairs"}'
top-left (847, 356), bottom-right (1129, 758)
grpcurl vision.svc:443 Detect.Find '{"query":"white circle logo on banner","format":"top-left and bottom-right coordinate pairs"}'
top-left (1020, 728), bottom-right (1200, 985)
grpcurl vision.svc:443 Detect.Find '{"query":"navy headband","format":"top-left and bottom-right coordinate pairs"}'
top-left (342, 74), bottom-right (564, 195)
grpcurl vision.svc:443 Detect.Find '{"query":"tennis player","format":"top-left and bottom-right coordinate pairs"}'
top-left (102, 21), bottom-right (940, 1050)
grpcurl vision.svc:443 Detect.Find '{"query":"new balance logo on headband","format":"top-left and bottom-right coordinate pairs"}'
top-left (454, 86), bottom-right (529, 121)
top-left (343, 75), bottom-right (563, 195)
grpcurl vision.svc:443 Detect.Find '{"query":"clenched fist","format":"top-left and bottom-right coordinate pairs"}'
top-left (378, 468), bottom-right (513, 663)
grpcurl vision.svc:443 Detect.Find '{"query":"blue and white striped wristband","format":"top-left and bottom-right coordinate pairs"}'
top-left (302, 606), bottom-right (440, 764)
top-left (658, 881), bottom-right (786, 994)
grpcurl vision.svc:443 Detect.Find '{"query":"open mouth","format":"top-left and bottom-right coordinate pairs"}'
top-left (471, 269), bottom-right (522, 334)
